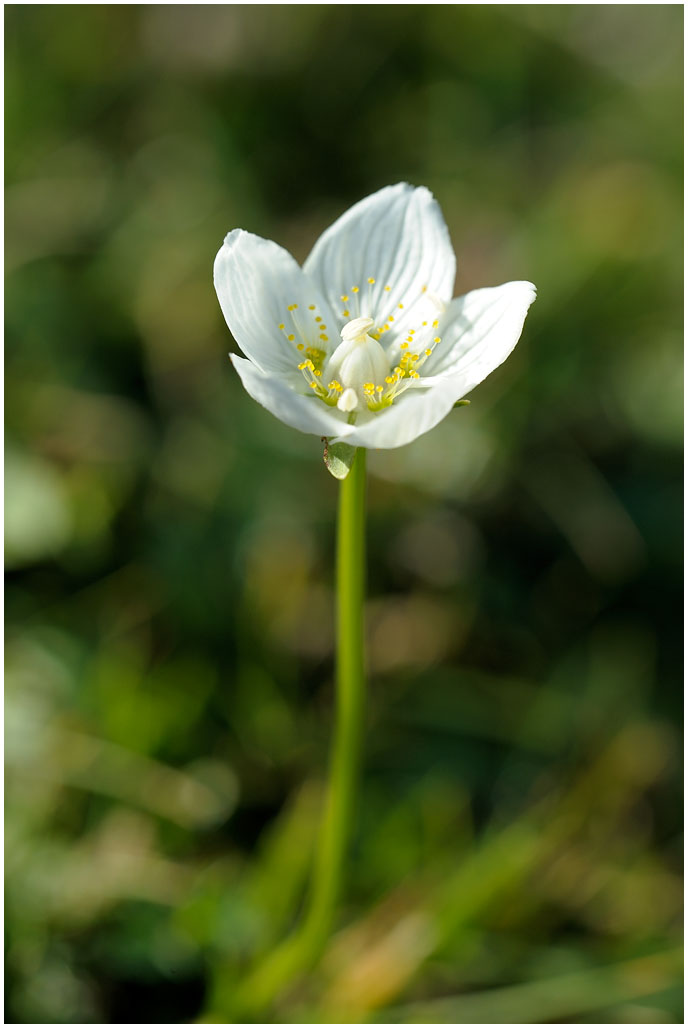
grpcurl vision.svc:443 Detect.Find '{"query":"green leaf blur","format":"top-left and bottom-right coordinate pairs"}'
top-left (5, 6), bottom-right (682, 1024)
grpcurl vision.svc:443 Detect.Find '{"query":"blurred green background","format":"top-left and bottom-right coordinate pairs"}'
top-left (5, 5), bottom-right (683, 1024)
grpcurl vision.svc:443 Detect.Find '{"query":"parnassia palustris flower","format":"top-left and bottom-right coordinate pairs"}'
top-left (214, 183), bottom-right (536, 449)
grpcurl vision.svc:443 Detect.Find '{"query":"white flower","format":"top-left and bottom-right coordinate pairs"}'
top-left (214, 183), bottom-right (536, 450)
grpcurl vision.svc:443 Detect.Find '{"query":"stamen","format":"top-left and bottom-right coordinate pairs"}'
top-left (299, 279), bottom-right (447, 415)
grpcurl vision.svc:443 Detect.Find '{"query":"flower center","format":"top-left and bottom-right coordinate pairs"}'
top-left (323, 318), bottom-right (390, 412)
top-left (277, 281), bottom-right (445, 416)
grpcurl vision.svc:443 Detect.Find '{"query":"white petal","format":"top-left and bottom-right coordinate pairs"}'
top-left (422, 281), bottom-right (536, 388)
top-left (231, 355), bottom-right (353, 440)
top-left (333, 377), bottom-right (465, 450)
top-left (214, 230), bottom-right (334, 376)
top-left (303, 184), bottom-right (456, 339)
top-left (330, 281), bottom-right (536, 450)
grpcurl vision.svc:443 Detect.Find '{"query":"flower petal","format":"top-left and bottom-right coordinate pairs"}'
top-left (303, 184), bottom-right (456, 339)
top-left (333, 376), bottom-right (465, 450)
top-left (330, 281), bottom-right (536, 450)
top-left (421, 281), bottom-right (536, 387)
top-left (231, 355), bottom-right (354, 439)
top-left (214, 230), bottom-right (335, 376)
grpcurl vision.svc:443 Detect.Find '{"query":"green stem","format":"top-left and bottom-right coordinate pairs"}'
top-left (304, 445), bottom-right (366, 948)
top-left (226, 448), bottom-right (367, 1017)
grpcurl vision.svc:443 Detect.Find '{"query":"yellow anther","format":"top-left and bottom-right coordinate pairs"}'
top-left (314, 369), bottom-right (322, 376)
top-left (342, 309), bottom-right (350, 317)
top-left (278, 323), bottom-right (285, 330)
top-left (328, 380), bottom-right (343, 391)
top-left (315, 316), bottom-right (322, 322)
top-left (384, 285), bottom-right (391, 291)
top-left (319, 334), bottom-right (328, 341)
top-left (297, 343), bottom-right (305, 351)
top-left (388, 316), bottom-right (394, 322)
top-left (385, 376), bottom-right (393, 384)
top-left (421, 285), bottom-right (427, 293)
top-left (410, 370), bottom-right (420, 378)
top-left (376, 385), bottom-right (383, 392)
top-left (352, 286), bottom-right (359, 293)
top-left (309, 381), bottom-right (318, 389)
top-left (425, 348), bottom-right (432, 356)
top-left (308, 305), bottom-right (316, 310)
top-left (398, 303), bottom-right (404, 309)
top-left (409, 330), bottom-right (416, 335)
top-left (422, 321), bottom-right (428, 326)
top-left (434, 336), bottom-right (441, 343)
top-left (287, 334), bottom-right (295, 341)
top-left (341, 295), bottom-right (349, 302)
top-left (400, 341), bottom-right (409, 349)
top-left (368, 277), bottom-right (375, 284)
top-left (363, 382), bottom-right (374, 391)
top-left (298, 361), bottom-right (307, 370)
top-left (432, 320), bottom-right (439, 327)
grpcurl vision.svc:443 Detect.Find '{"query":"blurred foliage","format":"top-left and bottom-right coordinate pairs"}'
top-left (5, 5), bottom-right (682, 1024)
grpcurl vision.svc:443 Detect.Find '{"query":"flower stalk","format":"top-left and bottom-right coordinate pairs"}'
top-left (304, 446), bottom-right (366, 949)
top-left (225, 450), bottom-right (367, 1018)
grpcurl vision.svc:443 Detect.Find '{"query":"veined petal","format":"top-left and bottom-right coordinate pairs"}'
top-left (303, 184), bottom-right (456, 338)
top-left (214, 230), bottom-right (335, 376)
top-left (330, 282), bottom-right (535, 449)
top-left (421, 281), bottom-right (536, 388)
top-left (333, 376), bottom-right (465, 450)
top-left (231, 355), bottom-right (354, 439)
